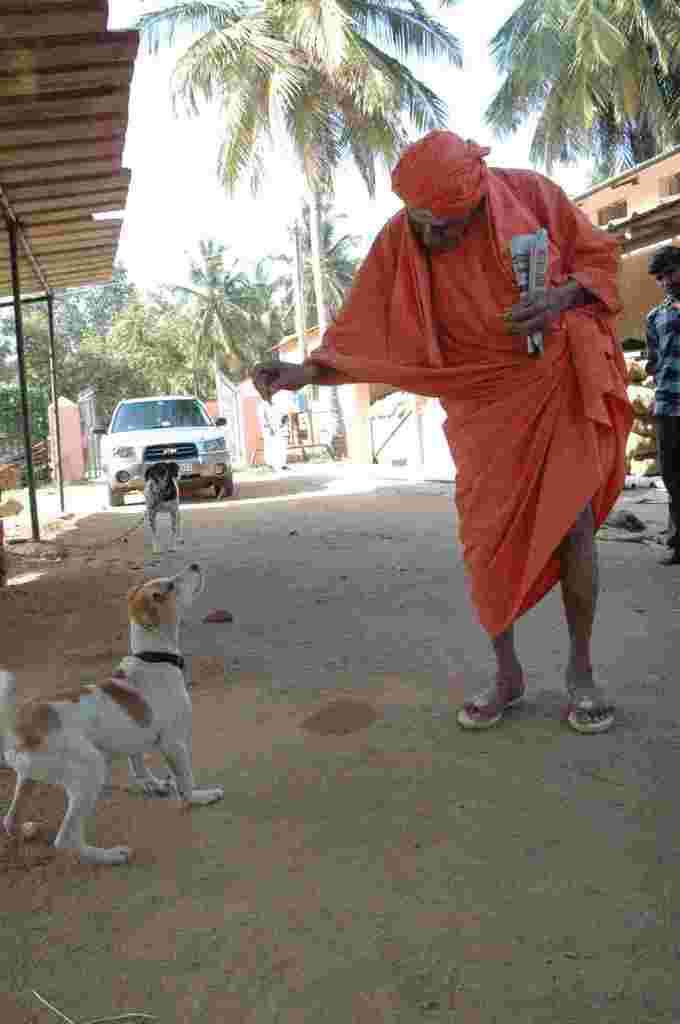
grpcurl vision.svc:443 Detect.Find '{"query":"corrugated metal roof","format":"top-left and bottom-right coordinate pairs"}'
top-left (0, 0), bottom-right (138, 298)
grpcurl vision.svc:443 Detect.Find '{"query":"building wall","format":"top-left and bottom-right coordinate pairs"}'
top-left (576, 151), bottom-right (680, 223)
top-left (575, 151), bottom-right (680, 343)
top-left (619, 252), bottom-right (668, 341)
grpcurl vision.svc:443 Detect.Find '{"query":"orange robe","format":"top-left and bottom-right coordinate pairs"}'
top-left (305, 169), bottom-right (634, 638)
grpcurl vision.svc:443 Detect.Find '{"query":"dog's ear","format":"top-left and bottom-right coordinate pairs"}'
top-left (127, 584), bottom-right (161, 629)
top-left (169, 462), bottom-right (179, 479)
top-left (144, 466), bottom-right (154, 482)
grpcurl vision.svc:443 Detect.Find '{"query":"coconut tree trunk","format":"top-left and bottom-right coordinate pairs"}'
top-left (292, 214), bottom-right (307, 361)
top-left (308, 185), bottom-right (347, 460)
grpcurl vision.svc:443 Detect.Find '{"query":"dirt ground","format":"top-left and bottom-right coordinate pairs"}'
top-left (1, 466), bottom-right (679, 1024)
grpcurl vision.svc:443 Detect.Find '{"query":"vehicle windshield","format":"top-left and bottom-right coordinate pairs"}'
top-left (111, 399), bottom-right (212, 432)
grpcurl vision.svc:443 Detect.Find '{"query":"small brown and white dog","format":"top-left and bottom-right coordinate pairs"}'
top-left (0, 564), bottom-right (223, 865)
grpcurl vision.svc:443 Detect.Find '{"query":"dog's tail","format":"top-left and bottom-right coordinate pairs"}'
top-left (0, 669), bottom-right (17, 737)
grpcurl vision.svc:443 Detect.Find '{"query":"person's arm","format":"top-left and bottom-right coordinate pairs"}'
top-left (302, 363), bottom-right (352, 386)
top-left (645, 314), bottom-right (659, 380)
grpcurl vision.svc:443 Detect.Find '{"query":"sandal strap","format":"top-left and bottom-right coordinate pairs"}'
top-left (464, 685), bottom-right (524, 720)
top-left (566, 685), bottom-right (615, 717)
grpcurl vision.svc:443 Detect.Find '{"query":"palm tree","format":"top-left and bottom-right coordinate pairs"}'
top-left (138, 0), bottom-right (462, 455)
top-left (275, 203), bottom-right (362, 457)
top-left (485, 0), bottom-right (680, 179)
top-left (274, 204), bottom-right (360, 328)
top-left (170, 238), bottom-right (269, 385)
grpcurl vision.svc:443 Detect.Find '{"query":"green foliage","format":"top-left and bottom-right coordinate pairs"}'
top-left (138, 0), bottom-right (462, 199)
top-left (0, 242), bottom-right (311, 421)
top-left (54, 265), bottom-right (137, 352)
top-left (272, 202), bottom-right (361, 330)
top-left (0, 381), bottom-right (50, 440)
top-left (486, 0), bottom-right (680, 175)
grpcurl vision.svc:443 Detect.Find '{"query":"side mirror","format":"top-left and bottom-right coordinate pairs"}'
top-left (215, 417), bottom-right (227, 427)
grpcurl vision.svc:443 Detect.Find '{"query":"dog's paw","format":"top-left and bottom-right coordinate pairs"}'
top-left (131, 775), bottom-right (174, 798)
top-left (189, 786), bottom-right (224, 805)
top-left (80, 844), bottom-right (132, 866)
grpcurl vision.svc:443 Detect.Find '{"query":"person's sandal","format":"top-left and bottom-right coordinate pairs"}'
top-left (457, 685), bottom-right (525, 730)
top-left (563, 686), bottom-right (615, 734)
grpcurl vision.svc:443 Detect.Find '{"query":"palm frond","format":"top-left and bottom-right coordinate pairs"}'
top-left (283, 0), bottom-right (352, 71)
top-left (344, 0), bottom-right (462, 67)
top-left (138, 1), bottom-right (246, 54)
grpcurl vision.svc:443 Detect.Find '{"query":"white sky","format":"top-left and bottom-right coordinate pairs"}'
top-left (110, 0), bottom-right (591, 291)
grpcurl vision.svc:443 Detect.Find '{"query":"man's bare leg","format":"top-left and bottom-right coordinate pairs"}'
top-left (457, 625), bottom-right (525, 727)
top-left (492, 625), bottom-right (524, 695)
top-left (559, 502), bottom-right (614, 731)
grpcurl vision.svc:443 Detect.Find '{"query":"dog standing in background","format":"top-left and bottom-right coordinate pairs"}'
top-left (144, 462), bottom-right (182, 557)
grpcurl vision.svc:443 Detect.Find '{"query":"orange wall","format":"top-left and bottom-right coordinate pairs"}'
top-left (49, 397), bottom-right (85, 483)
top-left (238, 379), bottom-right (263, 465)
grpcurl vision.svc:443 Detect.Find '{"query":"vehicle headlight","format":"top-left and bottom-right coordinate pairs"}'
top-left (201, 438), bottom-right (226, 453)
top-left (112, 446), bottom-right (136, 459)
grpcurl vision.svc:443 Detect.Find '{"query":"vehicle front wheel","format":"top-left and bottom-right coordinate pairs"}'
top-left (108, 487), bottom-right (124, 508)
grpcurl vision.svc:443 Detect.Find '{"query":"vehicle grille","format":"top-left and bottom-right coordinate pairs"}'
top-left (144, 443), bottom-right (198, 463)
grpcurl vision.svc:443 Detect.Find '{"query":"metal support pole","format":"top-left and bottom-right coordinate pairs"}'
top-left (373, 410), bottom-right (413, 464)
top-left (7, 217), bottom-right (40, 541)
top-left (46, 293), bottom-right (65, 514)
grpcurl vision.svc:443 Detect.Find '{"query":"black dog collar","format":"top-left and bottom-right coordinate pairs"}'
top-left (135, 651), bottom-right (185, 671)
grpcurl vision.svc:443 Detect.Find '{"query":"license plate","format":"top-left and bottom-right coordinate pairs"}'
top-left (179, 462), bottom-right (194, 476)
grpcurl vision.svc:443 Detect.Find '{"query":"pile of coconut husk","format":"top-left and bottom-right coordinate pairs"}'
top-left (625, 359), bottom-right (658, 477)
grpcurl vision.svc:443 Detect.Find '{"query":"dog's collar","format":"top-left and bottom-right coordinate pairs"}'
top-left (134, 651), bottom-right (185, 671)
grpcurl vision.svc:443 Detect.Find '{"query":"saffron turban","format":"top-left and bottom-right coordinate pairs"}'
top-left (391, 130), bottom-right (491, 220)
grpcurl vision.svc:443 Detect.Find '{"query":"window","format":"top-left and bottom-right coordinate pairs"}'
top-left (597, 200), bottom-right (628, 227)
top-left (659, 173), bottom-right (680, 198)
top-left (111, 399), bottom-right (211, 433)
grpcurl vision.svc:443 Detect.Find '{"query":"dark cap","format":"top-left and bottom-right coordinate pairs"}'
top-left (649, 244), bottom-right (680, 276)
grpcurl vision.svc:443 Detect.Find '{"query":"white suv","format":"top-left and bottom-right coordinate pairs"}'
top-left (98, 395), bottom-right (234, 508)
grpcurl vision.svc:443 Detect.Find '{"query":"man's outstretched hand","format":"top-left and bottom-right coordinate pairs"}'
top-left (252, 361), bottom-right (310, 403)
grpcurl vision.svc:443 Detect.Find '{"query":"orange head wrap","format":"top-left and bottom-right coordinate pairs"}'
top-left (391, 130), bottom-right (491, 220)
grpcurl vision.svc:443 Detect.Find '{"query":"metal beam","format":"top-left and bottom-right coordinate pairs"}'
top-left (47, 293), bottom-right (66, 515)
top-left (6, 216), bottom-right (40, 542)
top-left (0, 293), bottom-right (48, 309)
top-left (0, 183), bottom-right (50, 293)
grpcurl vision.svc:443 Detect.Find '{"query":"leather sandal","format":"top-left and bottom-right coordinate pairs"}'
top-left (563, 686), bottom-right (615, 734)
top-left (457, 685), bottom-right (525, 730)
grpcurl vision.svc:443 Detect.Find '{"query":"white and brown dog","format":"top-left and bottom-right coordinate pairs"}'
top-left (0, 564), bottom-right (223, 865)
top-left (144, 461), bottom-right (182, 558)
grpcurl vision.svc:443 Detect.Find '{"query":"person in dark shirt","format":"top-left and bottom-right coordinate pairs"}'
top-left (646, 245), bottom-right (680, 565)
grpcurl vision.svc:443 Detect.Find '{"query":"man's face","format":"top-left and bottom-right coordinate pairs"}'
top-left (408, 202), bottom-right (482, 251)
top-left (656, 264), bottom-right (680, 301)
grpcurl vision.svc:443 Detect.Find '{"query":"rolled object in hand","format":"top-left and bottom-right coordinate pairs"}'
top-left (510, 229), bottom-right (549, 357)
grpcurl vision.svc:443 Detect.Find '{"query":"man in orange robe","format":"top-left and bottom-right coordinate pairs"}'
top-left (253, 131), bottom-right (633, 734)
